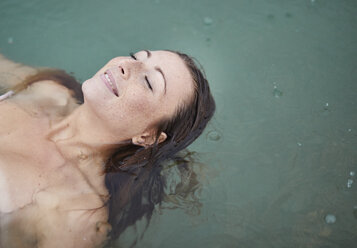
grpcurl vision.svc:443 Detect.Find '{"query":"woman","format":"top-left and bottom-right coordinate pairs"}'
top-left (0, 49), bottom-right (215, 247)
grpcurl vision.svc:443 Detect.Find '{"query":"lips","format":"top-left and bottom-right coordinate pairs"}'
top-left (100, 70), bottom-right (119, 97)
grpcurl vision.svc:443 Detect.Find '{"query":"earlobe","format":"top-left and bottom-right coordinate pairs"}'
top-left (132, 131), bottom-right (167, 147)
top-left (132, 135), bottom-right (146, 146)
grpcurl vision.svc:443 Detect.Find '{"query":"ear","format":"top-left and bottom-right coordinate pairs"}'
top-left (132, 131), bottom-right (167, 147)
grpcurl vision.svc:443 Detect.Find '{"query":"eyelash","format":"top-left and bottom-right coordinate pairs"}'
top-left (129, 52), bottom-right (136, 60)
top-left (129, 52), bottom-right (153, 91)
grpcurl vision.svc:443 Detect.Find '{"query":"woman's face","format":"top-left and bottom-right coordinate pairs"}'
top-left (82, 50), bottom-right (194, 142)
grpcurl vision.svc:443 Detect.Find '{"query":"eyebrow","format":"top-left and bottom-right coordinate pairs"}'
top-left (144, 50), bottom-right (167, 94)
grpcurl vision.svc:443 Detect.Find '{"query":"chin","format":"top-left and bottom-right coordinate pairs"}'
top-left (81, 79), bottom-right (94, 103)
top-left (82, 77), bottom-right (104, 99)
top-left (81, 77), bottom-right (116, 120)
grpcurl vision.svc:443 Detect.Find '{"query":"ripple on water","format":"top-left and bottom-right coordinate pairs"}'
top-left (203, 17), bottom-right (213, 26)
top-left (272, 86), bottom-right (283, 98)
top-left (322, 102), bottom-right (330, 115)
top-left (347, 179), bottom-right (353, 188)
top-left (206, 130), bottom-right (222, 142)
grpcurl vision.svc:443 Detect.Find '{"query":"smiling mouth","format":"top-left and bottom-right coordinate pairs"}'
top-left (101, 71), bottom-right (119, 97)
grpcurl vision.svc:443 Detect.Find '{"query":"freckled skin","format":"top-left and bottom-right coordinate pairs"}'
top-left (81, 50), bottom-right (194, 142)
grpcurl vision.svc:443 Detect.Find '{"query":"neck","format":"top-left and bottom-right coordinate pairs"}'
top-left (46, 104), bottom-right (129, 164)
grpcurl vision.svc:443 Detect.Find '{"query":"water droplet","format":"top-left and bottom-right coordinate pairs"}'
top-left (347, 179), bottom-right (353, 188)
top-left (322, 102), bottom-right (330, 115)
top-left (203, 17), bottom-right (213, 26)
top-left (297, 142), bottom-right (302, 146)
top-left (325, 214), bottom-right (336, 224)
top-left (272, 87), bottom-right (283, 98)
top-left (350, 171), bottom-right (355, 177)
top-left (207, 130), bottom-right (221, 141)
top-left (7, 37), bottom-right (13, 44)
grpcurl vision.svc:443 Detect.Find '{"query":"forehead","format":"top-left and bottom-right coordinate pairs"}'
top-left (136, 50), bottom-right (194, 102)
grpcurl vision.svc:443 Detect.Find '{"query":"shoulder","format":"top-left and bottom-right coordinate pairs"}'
top-left (0, 53), bottom-right (83, 103)
top-left (9, 80), bottom-right (81, 119)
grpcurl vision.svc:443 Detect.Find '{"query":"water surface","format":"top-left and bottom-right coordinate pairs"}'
top-left (1, 0), bottom-right (356, 247)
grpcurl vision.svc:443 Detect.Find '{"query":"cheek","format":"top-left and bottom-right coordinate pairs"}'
top-left (112, 88), bottom-right (159, 126)
top-left (125, 92), bottom-right (155, 118)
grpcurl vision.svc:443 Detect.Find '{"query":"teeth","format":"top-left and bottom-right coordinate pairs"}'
top-left (104, 73), bottom-right (113, 87)
top-left (105, 72), bottom-right (115, 89)
top-left (104, 72), bottom-right (118, 96)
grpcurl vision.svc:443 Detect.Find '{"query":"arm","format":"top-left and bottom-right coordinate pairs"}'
top-left (0, 53), bottom-right (38, 91)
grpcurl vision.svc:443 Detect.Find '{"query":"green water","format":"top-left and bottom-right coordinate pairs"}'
top-left (1, 0), bottom-right (356, 247)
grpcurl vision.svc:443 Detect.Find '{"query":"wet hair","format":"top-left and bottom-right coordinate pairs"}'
top-left (10, 50), bottom-right (215, 245)
top-left (104, 50), bottom-right (216, 243)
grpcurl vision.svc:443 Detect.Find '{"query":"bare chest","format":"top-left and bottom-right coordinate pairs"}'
top-left (0, 101), bottom-right (68, 212)
top-left (0, 101), bottom-right (107, 215)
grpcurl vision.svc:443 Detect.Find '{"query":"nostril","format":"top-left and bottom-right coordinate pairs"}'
top-left (119, 66), bottom-right (125, 75)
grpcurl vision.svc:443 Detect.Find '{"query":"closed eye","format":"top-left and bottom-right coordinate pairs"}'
top-left (130, 52), bottom-right (153, 91)
top-left (130, 52), bottom-right (137, 60)
top-left (145, 76), bottom-right (153, 91)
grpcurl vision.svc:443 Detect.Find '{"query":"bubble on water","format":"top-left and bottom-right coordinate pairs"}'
top-left (350, 171), bottom-right (355, 177)
top-left (207, 130), bottom-right (221, 141)
top-left (347, 179), bottom-right (353, 188)
top-left (272, 86), bottom-right (283, 98)
top-left (7, 37), bottom-right (13, 44)
top-left (348, 129), bottom-right (352, 132)
top-left (322, 102), bottom-right (330, 115)
top-left (203, 17), bottom-right (213, 26)
top-left (325, 214), bottom-right (336, 224)
top-left (297, 142), bottom-right (302, 146)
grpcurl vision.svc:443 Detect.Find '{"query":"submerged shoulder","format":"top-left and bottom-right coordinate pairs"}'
top-left (9, 80), bottom-right (81, 118)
